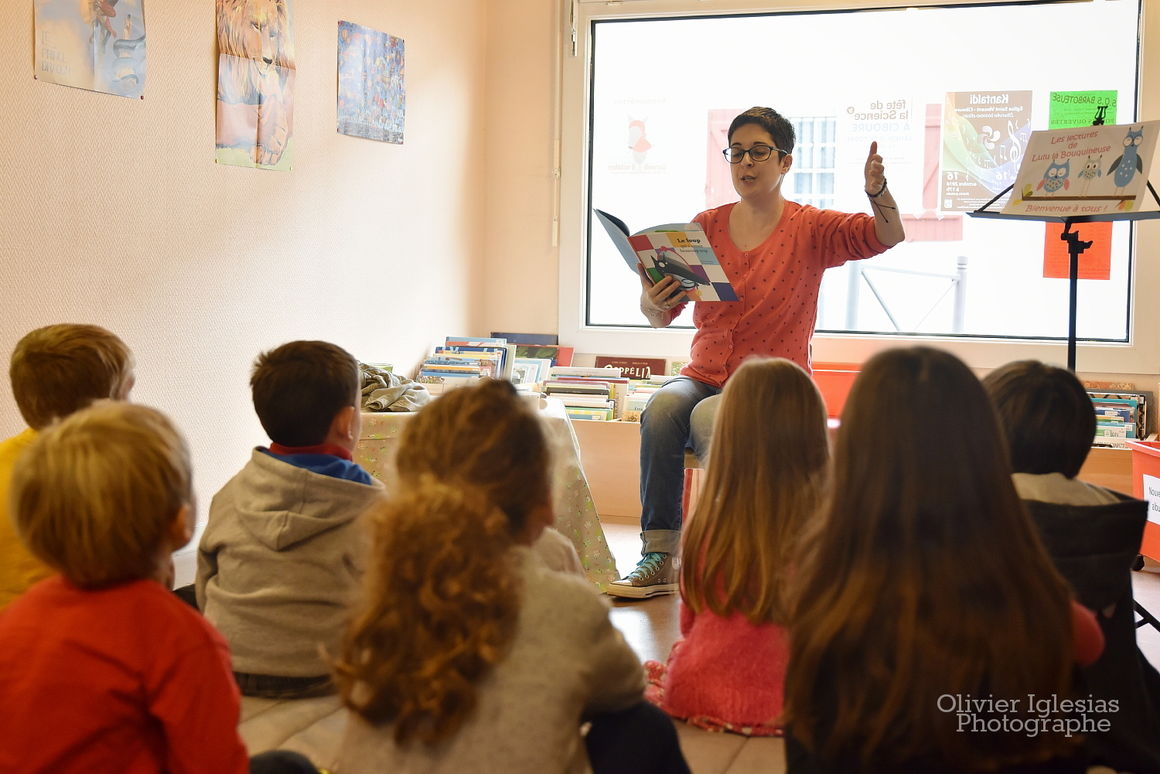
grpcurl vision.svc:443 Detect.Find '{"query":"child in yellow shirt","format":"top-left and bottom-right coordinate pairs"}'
top-left (0, 324), bottom-right (134, 609)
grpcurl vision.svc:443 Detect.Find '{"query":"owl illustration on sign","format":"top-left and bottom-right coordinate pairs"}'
top-left (1076, 155), bottom-right (1103, 195)
top-left (1107, 126), bottom-right (1145, 191)
top-left (1036, 159), bottom-right (1071, 194)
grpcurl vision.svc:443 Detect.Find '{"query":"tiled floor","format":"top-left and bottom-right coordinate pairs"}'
top-left (600, 519), bottom-right (1160, 774)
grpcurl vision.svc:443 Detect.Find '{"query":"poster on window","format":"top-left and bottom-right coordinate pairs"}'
top-left (215, 0), bottom-right (296, 171)
top-left (940, 90), bottom-right (1032, 212)
top-left (34, 0), bottom-right (147, 99)
top-left (336, 21), bottom-right (405, 144)
top-left (1004, 121), bottom-right (1160, 219)
top-left (837, 95), bottom-right (923, 207)
top-left (1049, 90), bottom-right (1118, 131)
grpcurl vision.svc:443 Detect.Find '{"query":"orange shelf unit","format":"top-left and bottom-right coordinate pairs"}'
top-left (1125, 440), bottom-right (1160, 560)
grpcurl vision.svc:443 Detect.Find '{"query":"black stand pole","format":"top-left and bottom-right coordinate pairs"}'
top-left (1059, 219), bottom-right (1092, 373)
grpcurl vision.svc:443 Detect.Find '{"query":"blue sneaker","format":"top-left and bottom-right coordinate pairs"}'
top-left (607, 552), bottom-right (678, 598)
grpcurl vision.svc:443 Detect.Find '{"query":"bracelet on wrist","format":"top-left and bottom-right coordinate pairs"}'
top-left (867, 177), bottom-right (888, 198)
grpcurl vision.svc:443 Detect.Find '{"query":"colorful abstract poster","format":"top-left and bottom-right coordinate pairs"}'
top-left (1049, 90), bottom-right (1118, 130)
top-left (337, 21), bottom-right (405, 144)
top-left (940, 90), bottom-right (1032, 212)
top-left (1004, 121), bottom-right (1160, 218)
top-left (215, 0), bottom-right (296, 171)
top-left (34, 0), bottom-right (147, 99)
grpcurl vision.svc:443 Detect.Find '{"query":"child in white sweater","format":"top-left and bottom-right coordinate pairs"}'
top-left (333, 379), bottom-right (690, 774)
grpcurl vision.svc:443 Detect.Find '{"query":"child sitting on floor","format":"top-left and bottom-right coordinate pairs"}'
top-left (984, 359), bottom-right (1160, 774)
top-left (0, 323), bottom-right (134, 610)
top-left (333, 379), bottom-right (690, 774)
top-left (645, 357), bottom-right (829, 735)
top-left (197, 340), bottom-right (384, 698)
top-left (0, 402), bottom-right (320, 774)
top-left (783, 346), bottom-right (1105, 774)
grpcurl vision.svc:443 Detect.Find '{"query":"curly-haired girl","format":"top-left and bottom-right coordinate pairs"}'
top-left (782, 347), bottom-right (1105, 774)
top-left (645, 357), bottom-right (828, 735)
top-left (334, 379), bottom-right (690, 774)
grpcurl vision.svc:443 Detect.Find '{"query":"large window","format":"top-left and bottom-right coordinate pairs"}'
top-left (566, 0), bottom-right (1154, 370)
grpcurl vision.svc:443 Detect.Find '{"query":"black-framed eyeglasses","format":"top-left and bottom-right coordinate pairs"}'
top-left (722, 145), bottom-right (786, 164)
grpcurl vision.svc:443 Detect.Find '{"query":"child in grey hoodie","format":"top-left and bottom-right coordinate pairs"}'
top-left (197, 340), bottom-right (384, 698)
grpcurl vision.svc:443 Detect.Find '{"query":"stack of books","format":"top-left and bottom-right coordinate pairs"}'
top-left (1089, 390), bottom-right (1149, 448)
top-left (543, 365), bottom-right (628, 421)
top-left (510, 357), bottom-right (553, 390)
top-left (622, 373), bottom-right (676, 422)
top-left (416, 336), bottom-right (515, 393)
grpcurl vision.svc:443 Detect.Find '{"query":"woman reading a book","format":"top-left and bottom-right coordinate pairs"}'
top-left (609, 106), bottom-right (906, 598)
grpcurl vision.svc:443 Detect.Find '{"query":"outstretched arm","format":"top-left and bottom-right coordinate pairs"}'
top-left (864, 141), bottom-right (906, 247)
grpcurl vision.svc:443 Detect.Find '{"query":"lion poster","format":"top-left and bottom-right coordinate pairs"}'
top-left (337, 21), bottom-right (405, 144)
top-left (34, 0), bottom-right (147, 99)
top-left (215, 0), bottom-right (296, 171)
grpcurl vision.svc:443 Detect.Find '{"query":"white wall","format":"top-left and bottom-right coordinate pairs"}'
top-left (477, 0), bottom-right (561, 336)
top-left (0, 0), bottom-right (487, 581)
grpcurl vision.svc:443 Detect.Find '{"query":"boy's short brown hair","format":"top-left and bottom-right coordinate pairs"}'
top-left (11, 402), bottom-right (192, 588)
top-left (982, 359), bottom-right (1096, 478)
top-left (250, 340), bottom-right (359, 447)
top-left (9, 324), bottom-right (134, 429)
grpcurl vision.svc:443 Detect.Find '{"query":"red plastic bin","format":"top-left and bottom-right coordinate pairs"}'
top-left (1124, 440), bottom-right (1160, 560)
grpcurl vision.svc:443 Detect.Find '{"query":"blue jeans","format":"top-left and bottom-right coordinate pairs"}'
top-left (638, 376), bottom-right (721, 555)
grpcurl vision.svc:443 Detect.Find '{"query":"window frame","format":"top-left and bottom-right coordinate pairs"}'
top-left (557, 0), bottom-right (1160, 374)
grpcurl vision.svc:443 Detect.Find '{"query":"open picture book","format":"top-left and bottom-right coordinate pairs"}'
top-left (594, 209), bottom-right (738, 302)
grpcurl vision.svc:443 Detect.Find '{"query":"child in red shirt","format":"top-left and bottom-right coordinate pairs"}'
top-left (0, 402), bottom-right (320, 774)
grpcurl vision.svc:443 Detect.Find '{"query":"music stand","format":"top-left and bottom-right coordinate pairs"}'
top-left (970, 169), bottom-right (1160, 372)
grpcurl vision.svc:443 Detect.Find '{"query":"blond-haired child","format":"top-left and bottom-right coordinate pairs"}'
top-left (334, 379), bottom-right (690, 774)
top-left (645, 357), bottom-right (829, 735)
top-left (197, 340), bottom-right (384, 698)
top-left (0, 401), bottom-right (323, 773)
top-left (0, 323), bottom-right (134, 610)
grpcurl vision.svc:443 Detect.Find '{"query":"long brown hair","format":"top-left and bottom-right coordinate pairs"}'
top-left (333, 380), bottom-right (551, 746)
top-left (681, 358), bottom-right (829, 625)
top-left (783, 347), bottom-right (1076, 769)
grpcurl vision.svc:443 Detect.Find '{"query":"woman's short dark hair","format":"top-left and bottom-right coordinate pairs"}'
top-left (982, 360), bottom-right (1095, 478)
top-left (727, 106), bottom-right (795, 157)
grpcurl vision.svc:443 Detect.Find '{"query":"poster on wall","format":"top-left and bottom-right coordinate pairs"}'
top-left (215, 0), bottom-right (296, 171)
top-left (34, 0), bottom-right (147, 99)
top-left (940, 90), bottom-right (1032, 212)
top-left (337, 21), bottom-right (405, 144)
